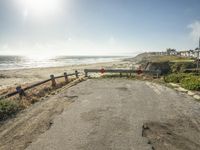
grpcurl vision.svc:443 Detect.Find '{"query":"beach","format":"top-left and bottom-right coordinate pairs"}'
top-left (0, 60), bottom-right (132, 90)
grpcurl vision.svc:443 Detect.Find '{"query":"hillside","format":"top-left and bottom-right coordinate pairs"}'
top-left (128, 52), bottom-right (194, 64)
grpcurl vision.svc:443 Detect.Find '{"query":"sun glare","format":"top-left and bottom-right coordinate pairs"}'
top-left (18, 0), bottom-right (62, 17)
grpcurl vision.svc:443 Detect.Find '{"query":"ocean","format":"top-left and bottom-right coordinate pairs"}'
top-left (0, 55), bottom-right (126, 70)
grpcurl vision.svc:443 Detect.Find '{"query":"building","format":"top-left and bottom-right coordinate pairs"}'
top-left (180, 51), bottom-right (189, 57)
top-left (166, 48), bottom-right (177, 55)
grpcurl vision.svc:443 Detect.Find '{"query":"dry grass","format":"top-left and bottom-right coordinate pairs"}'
top-left (150, 56), bottom-right (194, 63)
top-left (1, 77), bottom-right (76, 109)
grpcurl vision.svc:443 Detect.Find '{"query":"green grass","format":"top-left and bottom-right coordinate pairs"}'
top-left (164, 73), bottom-right (200, 91)
top-left (150, 56), bottom-right (193, 63)
top-left (164, 73), bottom-right (192, 83)
top-left (180, 76), bottom-right (200, 91)
top-left (0, 100), bottom-right (20, 121)
top-left (170, 59), bottom-right (194, 63)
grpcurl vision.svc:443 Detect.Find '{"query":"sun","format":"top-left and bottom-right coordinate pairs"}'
top-left (18, 0), bottom-right (62, 17)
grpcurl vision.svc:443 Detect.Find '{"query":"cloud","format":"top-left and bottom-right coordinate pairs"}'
top-left (23, 9), bottom-right (29, 18)
top-left (188, 21), bottom-right (200, 40)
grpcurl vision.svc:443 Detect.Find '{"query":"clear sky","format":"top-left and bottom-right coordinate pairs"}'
top-left (0, 0), bottom-right (200, 56)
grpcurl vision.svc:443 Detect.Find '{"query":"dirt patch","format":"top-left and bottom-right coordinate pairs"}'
top-left (0, 97), bottom-right (71, 150)
top-left (81, 108), bottom-right (105, 122)
top-left (142, 116), bottom-right (200, 150)
top-left (0, 74), bottom-right (11, 79)
top-left (116, 87), bottom-right (128, 91)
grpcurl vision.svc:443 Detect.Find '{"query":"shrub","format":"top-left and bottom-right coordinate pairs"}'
top-left (145, 61), bottom-right (171, 75)
top-left (180, 76), bottom-right (200, 91)
top-left (170, 62), bottom-right (196, 73)
top-left (164, 73), bottom-right (192, 83)
top-left (0, 100), bottom-right (20, 121)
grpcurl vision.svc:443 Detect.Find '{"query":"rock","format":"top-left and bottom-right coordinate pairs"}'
top-left (169, 83), bottom-right (179, 88)
top-left (176, 87), bottom-right (188, 93)
top-left (188, 91), bottom-right (195, 96)
top-left (145, 61), bottom-right (171, 75)
top-left (143, 76), bottom-right (147, 80)
top-left (193, 95), bottom-right (200, 100)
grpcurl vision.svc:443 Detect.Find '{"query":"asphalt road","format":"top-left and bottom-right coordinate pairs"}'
top-left (26, 79), bottom-right (200, 150)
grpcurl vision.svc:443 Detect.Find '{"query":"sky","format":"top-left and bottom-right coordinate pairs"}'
top-left (0, 0), bottom-right (200, 56)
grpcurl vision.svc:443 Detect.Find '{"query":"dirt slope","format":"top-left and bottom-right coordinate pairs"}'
top-left (0, 78), bottom-right (84, 150)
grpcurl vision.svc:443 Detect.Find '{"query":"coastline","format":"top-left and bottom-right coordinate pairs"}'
top-left (0, 60), bottom-right (132, 90)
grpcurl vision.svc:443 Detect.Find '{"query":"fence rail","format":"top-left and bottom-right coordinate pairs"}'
top-left (1, 68), bottom-right (161, 100)
top-left (84, 69), bottom-right (161, 77)
top-left (0, 70), bottom-right (80, 99)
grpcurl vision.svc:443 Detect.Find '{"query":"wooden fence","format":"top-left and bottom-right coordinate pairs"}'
top-left (0, 70), bottom-right (80, 99)
top-left (1, 68), bottom-right (162, 99)
top-left (84, 69), bottom-right (161, 77)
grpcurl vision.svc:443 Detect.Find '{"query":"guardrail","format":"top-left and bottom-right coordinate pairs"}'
top-left (84, 69), bottom-right (161, 77)
top-left (1, 70), bottom-right (80, 99)
top-left (183, 68), bottom-right (200, 73)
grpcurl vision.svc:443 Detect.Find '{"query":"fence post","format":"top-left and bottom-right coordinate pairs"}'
top-left (64, 72), bottom-right (69, 83)
top-left (120, 72), bottom-right (122, 78)
top-left (75, 70), bottom-right (79, 78)
top-left (50, 75), bottom-right (56, 87)
top-left (157, 72), bottom-right (159, 78)
top-left (16, 86), bottom-right (26, 98)
top-left (156, 69), bottom-right (161, 78)
top-left (85, 70), bottom-right (88, 77)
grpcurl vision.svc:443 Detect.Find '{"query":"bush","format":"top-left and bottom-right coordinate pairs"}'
top-left (180, 76), bottom-right (200, 91)
top-left (164, 73), bottom-right (192, 83)
top-left (170, 62), bottom-right (196, 73)
top-left (145, 61), bottom-right (171, 75)
top-left (0, 100), bottom-right (20, 121)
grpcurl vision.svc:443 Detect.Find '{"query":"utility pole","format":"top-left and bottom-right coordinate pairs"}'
top-left (197, 37), bottom-right (200, 73)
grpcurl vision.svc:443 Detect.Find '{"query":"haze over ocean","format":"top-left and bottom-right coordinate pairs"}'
top-left (0, 55), bottom-right (128, 70)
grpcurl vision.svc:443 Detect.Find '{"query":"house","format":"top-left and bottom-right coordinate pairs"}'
top-left (160, 52), bottom-right (167, 56)
top-left (166, 48), bottom-right (177, 55)
top-left (180, 49), bottom-right (200, 58)
top-left (189, 50), bottom-right (195, 58)
top-left (180, 51), bottom-right (189, 57)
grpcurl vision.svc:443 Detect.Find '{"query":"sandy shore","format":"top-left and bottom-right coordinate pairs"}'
top-left (0, 60), bottom-right (132, 90)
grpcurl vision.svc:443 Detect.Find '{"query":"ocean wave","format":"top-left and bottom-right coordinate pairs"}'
top-left (0, 56), bottom-right (126, 70)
